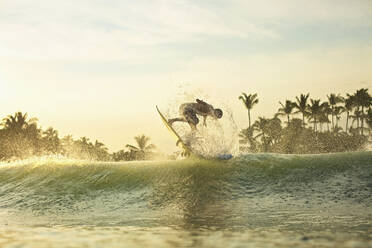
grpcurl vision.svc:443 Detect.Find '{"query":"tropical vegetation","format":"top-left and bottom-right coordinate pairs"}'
top-left (0, 88), bottom-right (370, 161)
top-left (239, 93), bottom-right (259, 129)
top-left (0, 112), bottom-right (157, 161)
top-left (239, 88), bottom-right (372, 154)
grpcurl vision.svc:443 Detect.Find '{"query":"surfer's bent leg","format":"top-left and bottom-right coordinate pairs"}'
top-left (183, 108), bottom-right (199, 131)
top-left (168, 117), bottom-right (186, 125)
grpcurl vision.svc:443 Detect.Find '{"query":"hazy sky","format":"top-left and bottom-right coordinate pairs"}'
top-left (1, 0), bottom-right (372, 152)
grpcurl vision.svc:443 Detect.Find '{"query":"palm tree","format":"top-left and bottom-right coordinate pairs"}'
top-left (294, 93), bottom-right (310, 127)
top-left (366, 108), bottom-right (372, 136)
top-left (42, 127), bottom-right (60, 154)
top-left (93, 140), bottom-right (109, 160)
top-left (94, 140), bottom-right (106, 149)
top-left (73, 137), bottom-right (94, 159)
top-left (239, 93), bottom-right (259, 129)
top-left (238, 127), bottom-right (257, 152)
top-left (318, 112), bottom-right (330, 132)
top-left (350, 109), bottom-right (362, 131)
top-left (276, 100), bottom-right (295, 125)
top-left (252, 117), bottom-right (269, 151)
top-left (1, 112), bottom-right (38, 133)
top-left (61, 135), bottom-right (74, 147)
top-left (266, 117), bottom-right (282, 146)
top-left (43, 127), bottom-right (58, 137)
top-left (253, 117), bottom-right (268, 138)
top-left (308, 99), bottom-right (323, 131)
top-left (112, 150), bottom-right (134, 161)
top-left (321, 102), bottom-right (332, 132)
top-left (61, 135), bottom-right (74, 156)
top-left (126, 135), bottom-right (156, 160)
top-left (1, 112), bottom-right (39, 158)
top-left (334, 106), bottom-right (345, 129)
top-left (344, 94), bottom-right (355, 133)
top-left (354, 88), bottom-right (371, 135)
top-left (327, 93), bottom-right (344, 130)
top-left (77, 137), bottom-right (91, 147)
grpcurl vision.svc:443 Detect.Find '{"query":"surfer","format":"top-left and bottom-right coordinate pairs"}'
top-left (168, 99), bottom-right (223, 131)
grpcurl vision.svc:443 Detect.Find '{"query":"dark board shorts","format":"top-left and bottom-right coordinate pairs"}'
top-left (182, 107), bottom-right (199, 126)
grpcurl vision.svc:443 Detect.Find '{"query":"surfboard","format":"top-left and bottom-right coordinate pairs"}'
top-left (156, 106), bottom-right (193, 157)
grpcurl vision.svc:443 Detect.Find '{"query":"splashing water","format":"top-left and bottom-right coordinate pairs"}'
top-left (164, 87), bottom-right (239, 158)
top-left (186, 107), bottom-right (239, 158)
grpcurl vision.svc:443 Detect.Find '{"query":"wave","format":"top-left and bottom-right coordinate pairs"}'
top-left (0, 152), bottom-right (371, 227)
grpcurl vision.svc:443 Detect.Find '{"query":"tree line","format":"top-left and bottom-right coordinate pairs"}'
top-left (1, 88), bottom-right (370, 161)
top-left (238, 88), bottom-right (372, 153)
top-left (0, 112), bottom-right (157, 161)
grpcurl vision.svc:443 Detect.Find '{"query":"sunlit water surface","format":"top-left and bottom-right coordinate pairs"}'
top-left (0, 152), bottom-right (371, 247)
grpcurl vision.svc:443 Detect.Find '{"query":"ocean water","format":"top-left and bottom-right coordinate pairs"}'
top-left (0, 152), bottom-right (371, 248)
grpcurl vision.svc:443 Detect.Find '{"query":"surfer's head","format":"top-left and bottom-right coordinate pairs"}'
top-left (213, 108), bottom-right (223, 119)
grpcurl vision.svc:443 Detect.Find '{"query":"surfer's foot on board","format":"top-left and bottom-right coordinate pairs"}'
top-left (168, 119), bottom-right (174, 126)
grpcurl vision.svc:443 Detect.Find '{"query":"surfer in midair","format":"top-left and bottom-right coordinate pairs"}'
top-left (168, 99), bottom-right (223, 131)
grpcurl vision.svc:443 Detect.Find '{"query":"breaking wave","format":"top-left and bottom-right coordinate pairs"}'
top-left (0, 152), bottom-right (371, 227)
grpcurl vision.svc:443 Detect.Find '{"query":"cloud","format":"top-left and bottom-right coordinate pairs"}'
top-left (229, 0), bottom-right (372, 24)
top-left (0, 0), bottom-right (370, 61)
top-left (0, 0), bottom-right (278, 60)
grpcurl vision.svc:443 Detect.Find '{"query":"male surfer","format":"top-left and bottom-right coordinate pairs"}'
top-left (168, 99), bottom-right (223, 131)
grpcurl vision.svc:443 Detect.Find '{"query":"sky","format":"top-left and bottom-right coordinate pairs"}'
top-left (1, 0), bottom-right (372, 152)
